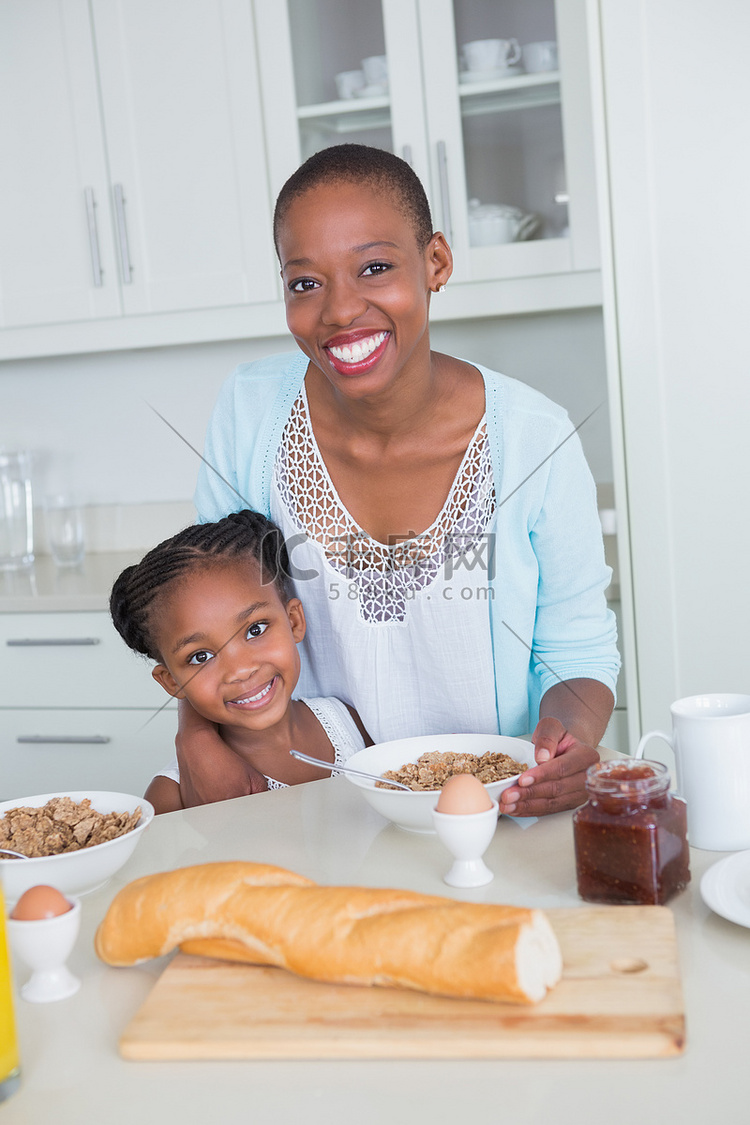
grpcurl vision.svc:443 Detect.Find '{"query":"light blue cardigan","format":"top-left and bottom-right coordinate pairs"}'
top-left (194, 351), bottom-right (620, 737)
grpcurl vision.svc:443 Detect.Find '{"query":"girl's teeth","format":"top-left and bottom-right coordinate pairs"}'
top-left (237, 681), bottom-right (273, 704)
top-left (329, 332), bottom-right (386, 363)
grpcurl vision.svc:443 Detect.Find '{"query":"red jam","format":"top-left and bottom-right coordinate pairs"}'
top-left (573, 760), bottom-right (690, 906)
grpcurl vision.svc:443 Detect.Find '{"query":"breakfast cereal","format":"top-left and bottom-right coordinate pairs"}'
top-left (377, 750), bottom-right (524, 791)
top-left (0, 797), bottom-right (141, 858)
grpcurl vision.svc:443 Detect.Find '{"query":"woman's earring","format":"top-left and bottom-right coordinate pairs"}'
top-left (436, 283), bottom-right (447, 293)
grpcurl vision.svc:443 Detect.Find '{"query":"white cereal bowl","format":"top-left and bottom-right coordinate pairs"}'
top-left (0, 791), bottom-right (154, 905)
top-left (344, 734), bottom-right (534, 833)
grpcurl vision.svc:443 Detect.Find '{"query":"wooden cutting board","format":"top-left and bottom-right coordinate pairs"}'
top-left (119, 905), bottom-right (685, 1060)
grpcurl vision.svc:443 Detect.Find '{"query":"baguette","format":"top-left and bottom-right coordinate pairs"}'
top-left (95, 861), bottom-right (562, 1004)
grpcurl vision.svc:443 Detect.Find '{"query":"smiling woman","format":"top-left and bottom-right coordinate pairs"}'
top-left (179, 143), bottom-right (620, 818)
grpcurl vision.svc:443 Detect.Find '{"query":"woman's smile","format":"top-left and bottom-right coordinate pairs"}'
top-left (325, 330), bottom-right (390, 375)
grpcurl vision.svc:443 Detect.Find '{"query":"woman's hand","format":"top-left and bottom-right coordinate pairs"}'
top-left (498, 679), bottom-right (613, 817)
top-left (498, 718), bottom-right (599, 817)
top-left (176, 698), bottom-right (268, 808)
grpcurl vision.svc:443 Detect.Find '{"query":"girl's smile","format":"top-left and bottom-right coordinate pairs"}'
top-left (150, 561), bottom-right (305, 737)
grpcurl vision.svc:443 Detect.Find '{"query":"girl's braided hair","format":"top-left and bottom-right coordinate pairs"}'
top-left (110, 509), bottom-right (292, 663)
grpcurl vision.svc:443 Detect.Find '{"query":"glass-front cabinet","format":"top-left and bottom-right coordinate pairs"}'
top-left (254, 0), bottom-right (600, 303)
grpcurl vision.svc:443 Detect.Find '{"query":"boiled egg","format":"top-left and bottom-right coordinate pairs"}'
top-left (10, 884), bottom-right (73, 921)
top-left (435, 773), bottom-right (493, 815)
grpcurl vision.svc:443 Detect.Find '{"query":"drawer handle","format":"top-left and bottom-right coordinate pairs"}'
top-left (17, 735), bottom-right (111, 745)
top-left (6, 638), bottom-right (101, 647)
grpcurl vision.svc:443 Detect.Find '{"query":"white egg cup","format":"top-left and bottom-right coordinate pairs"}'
top-left (6, 897), bottom-right (81, 1003)
top-left (431, 801), bottom-right (499, 887)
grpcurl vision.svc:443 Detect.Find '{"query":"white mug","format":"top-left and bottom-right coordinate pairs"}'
top-left (461, 38), bottom-right (521, 73)
top-left (636, 693), bottom-right (750, 851)
top-left (361, 54), bottom-right (388, 87)
top-left (522, 40), bottom-right (558, 74)
top-left (334, 69), bottom-right (365, 100)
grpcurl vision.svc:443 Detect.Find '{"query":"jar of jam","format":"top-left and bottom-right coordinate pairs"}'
top-left (573, 759), bottom-right (690, 905)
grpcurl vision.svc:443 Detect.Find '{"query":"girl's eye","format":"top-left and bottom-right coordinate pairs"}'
top-left (246, 621), bottom-right (269, 639)
top-left (362, 261), bottom-right (391, 276)
top-left (188, 650), bottom-right (214, 666)
top-left (288, 277), bottom-right (320, 293)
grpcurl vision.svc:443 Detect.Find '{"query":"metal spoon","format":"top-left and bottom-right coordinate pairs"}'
top-left (0, 847), bottom-right (30, 859)
top-left (289, 749), bottom-right (413, 791)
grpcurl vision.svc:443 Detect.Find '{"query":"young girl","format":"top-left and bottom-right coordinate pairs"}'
top-left (109, 509), bottom-right (369, 814)
top-left (181, 143), bottom-right (620, 816)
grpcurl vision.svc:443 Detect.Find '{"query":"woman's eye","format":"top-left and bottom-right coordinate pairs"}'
top-left (246, 621), bottom-right (269, 639)
top-left (288, 277), bottom-right (319, 293)
top-left (188, 650), bottom-right (214, 666)
top-left (362, 261), bottom-right (391, 276)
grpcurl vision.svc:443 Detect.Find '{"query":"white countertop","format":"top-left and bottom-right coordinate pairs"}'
top-left (3, 776), bottom-right (748, 1125)
top-left (0, 553), bottom-right (140, 613)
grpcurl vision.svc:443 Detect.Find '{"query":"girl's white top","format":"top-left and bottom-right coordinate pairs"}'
top-left (272, 387), bottom-right (498, 745)
top-left (156, 696), bottom-right (364, 790)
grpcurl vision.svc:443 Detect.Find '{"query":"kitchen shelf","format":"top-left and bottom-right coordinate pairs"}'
top-left (459, 72), bottom-right (561, 117)
top-left (296, 72), bottom-right (561, 135)
top-left (297, 95), bottom-right (391, 134)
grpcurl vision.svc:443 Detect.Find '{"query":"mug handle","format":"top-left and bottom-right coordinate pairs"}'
top-left (634, 730), bottom-right (673, 759)
top-left (507, 38), bottom-right (521, 65)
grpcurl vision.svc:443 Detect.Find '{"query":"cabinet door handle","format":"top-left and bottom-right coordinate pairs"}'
top-left (113, 183), bottom-right (133, 284)
top-left (436, 141), bottom-right (453, 248)
top-left (84, 187), bottom-right (104, 287)
top-left (401, 144), bottom-right (413, 167)
top-left (6, 638), bottom-right (101, 647)
top-left (16, 735), bottom-right (111, 745)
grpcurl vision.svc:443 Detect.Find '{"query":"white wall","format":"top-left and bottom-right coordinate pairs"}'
top-left (0, 308), bottom-right (611, 510)
top-left (596, 0), bottom-right (750, 732)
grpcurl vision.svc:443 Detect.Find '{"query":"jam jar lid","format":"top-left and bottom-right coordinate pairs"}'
top-left (584, 758), bottom-right (670, 798)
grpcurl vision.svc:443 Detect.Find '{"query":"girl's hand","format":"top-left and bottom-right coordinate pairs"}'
top-left (498, 717), bottom-right (599, 817)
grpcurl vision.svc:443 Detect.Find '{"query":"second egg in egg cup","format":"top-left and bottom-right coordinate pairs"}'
top-left (431, 801), bottom-right (499, 887)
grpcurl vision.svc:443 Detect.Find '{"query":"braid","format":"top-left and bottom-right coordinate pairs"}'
top-left (109, 510), bottom-right (293, 662)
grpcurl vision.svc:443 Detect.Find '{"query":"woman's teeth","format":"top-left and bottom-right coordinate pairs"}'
top-left (328, 332), bottom-right (387, 363)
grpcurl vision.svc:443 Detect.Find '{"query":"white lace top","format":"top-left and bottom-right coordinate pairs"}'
top-left (155, 696), bottom-right (365, 790)
top-left (271, 387), bottom-right (499, 744)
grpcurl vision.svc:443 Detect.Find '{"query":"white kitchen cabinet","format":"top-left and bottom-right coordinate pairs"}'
top-left (254, 0), bottom-right (600, 302)
top-left (0, 0), bottom-right (277, 344)
top-left (0, 709), bottom-right (177, 802)
top-left (1, 610), bottom-right (176, 798)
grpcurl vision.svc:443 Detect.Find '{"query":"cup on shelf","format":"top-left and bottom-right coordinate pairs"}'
top-left (460, 38), bottom-right (521, 73)
top-left (334, 69), bottom-right (366, 100)
top-left (0, 450), bottom-right (34, 571)
top-left (44, 494), bottom-right (85, 568)
top-left (361, 54), bottom-right (388, 87)
top-left (521, 40), bottom-right (558, 74)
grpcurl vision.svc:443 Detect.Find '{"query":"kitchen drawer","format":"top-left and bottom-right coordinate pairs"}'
top-left (1, 611), bottom-right (166, 709)
top-left (0, 707), bottom-right (177, 801)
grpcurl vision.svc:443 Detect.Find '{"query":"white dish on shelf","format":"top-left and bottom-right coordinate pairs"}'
top-left (354, 83), bottom-right (388, 98)
top-left (700, 850), bottom-right (750, 928)
top-left (460, 66), bottom-right (524, 84)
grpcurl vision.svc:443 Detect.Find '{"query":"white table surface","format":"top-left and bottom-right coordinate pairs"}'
top-left (3, 776), bottom-right (749, 1125)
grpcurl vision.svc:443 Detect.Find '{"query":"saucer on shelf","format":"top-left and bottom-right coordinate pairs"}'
top-left (460, 65), bottom-right (524, 84)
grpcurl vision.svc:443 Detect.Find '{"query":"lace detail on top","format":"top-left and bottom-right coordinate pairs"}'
top-left (274, 389), bottom-right (496, 624)
top-left (264, 696), bottom-right (365, 789)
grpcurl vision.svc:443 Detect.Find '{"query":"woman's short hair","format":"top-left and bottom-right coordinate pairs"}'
top-left (273, 143), bottom-right (434, 251)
